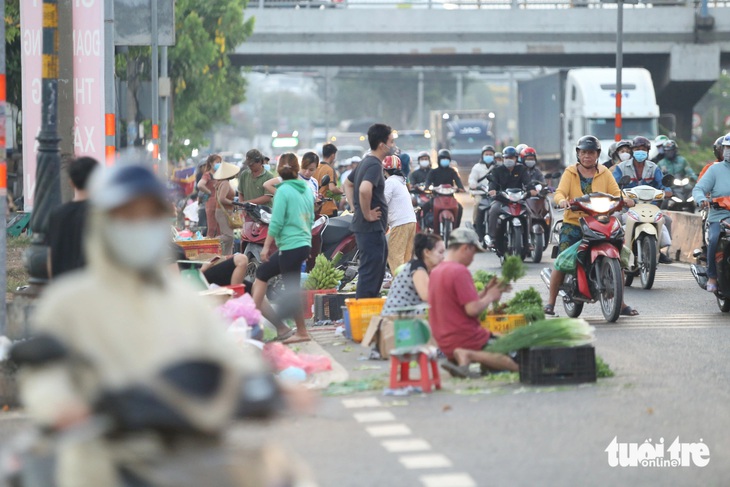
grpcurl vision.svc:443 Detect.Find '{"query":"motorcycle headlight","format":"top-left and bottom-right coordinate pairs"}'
top-left (673, 179), bottom-right (682, 186)
top-left (260, 211), bottom-right (272, 224)
top-left (671, 196), bottom-right (682, 203)
top-left (681, 178), bottom-right (690, 185)
top-left (654, 212), bottom-right (664, 223)
top-left (688, 196), bottom-right (694, 203)
top-left (627, 210), bottom-right (640, 221)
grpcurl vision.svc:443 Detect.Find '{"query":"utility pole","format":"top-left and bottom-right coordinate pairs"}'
top-left (615, 0), bottom-right (624, 142)
top-left (105, 0), bottom-right (116, 165)
top-left (151, 0), bottom-right (160, 169)
top-left (161, 46), bottom-right (169, 173)
top-left (0, 0), bottom-right (7, 333)
top-left (417, 70), bottom-right (424, 130)
top-left (26, 0), bottom-right (62, 284)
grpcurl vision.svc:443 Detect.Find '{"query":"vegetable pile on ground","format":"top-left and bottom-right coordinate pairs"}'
top-left (304, 254), bottom-right (344, 290)
top-left (474, 256), bottom-right (544, 322)
top-left (484, 318), bottom-right (594, 354)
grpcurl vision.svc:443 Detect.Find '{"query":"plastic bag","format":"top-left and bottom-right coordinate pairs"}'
top-left (554, 241), bottom-right (580, 273)
top-left (262, 342), bottom-right (332, 375)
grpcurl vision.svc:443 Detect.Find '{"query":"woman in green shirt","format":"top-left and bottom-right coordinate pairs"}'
top-left (252, 153), bottom-right (315, 344)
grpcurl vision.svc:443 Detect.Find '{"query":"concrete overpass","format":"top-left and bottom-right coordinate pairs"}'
top-left (232, 4), bottom-right (730, 137)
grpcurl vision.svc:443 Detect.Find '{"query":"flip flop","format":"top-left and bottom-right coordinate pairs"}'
top-left (707, 283), bottom-right (718, 293)
top-left (620, 306), bottom-right (639, 317)
top-left (543, 304), bottom-right (556, 316)
top-left (282, 335), bottom-right (312, 345)
top-left (267, 328), bottom-right (296, 343)
top-left (441, 362), bottom-right (470, 379)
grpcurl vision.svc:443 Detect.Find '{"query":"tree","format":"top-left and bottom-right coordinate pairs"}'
top-left (167, 0), bottom-right (253, 160)
top-left (6, 0), bottom-right (21, 147)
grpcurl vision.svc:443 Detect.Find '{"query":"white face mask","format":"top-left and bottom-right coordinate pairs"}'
top-left (504, 159), bottom-right (516, 169)
top-left (419, 160), bottom-right (430, 169)
top-left (723, 148), bottom-right (730, 163)
top-left (618, 152), bottom-right (632, 162)
top-left (525, 159), bottom-right (536, 168)
top-left (103, 218), bottom-right (171, 271)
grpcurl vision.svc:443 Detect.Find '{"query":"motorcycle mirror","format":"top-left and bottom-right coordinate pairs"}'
top-left (618, 175), bottom-right (632, 187)
top-left (661, 174), bottom-right (674, 186)
top-left (321, 174), bottom-right (331, 187)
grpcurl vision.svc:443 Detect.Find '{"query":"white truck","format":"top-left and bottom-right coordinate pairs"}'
top-left (518, 68), bottom-right (659, 168)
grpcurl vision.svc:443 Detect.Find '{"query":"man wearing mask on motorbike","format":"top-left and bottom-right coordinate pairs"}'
top-left (485, 146), bottom-right (533, 248)
top-left (612, 136), bottom-right (674, 264)
top-left (494, 152), bottom-right (504, 166)
top-left (521, 147), bottom-right (545, 185)
top-left (693, 133), bottom-right (730, 293)
top-left (409, 151), bottom-right (432, 187)
top-left (423, 149), bottom-right (465, 226)
top-left (17, 162), bottom-right (277, 487)
top-left (651, 135), bottom-right (669, 164)
top-left (468, 145), bottom-right (497, 241)
top-left (544, 136), bottom-right (638, 316)
top-left (658, 140), bottom-right (696, 180)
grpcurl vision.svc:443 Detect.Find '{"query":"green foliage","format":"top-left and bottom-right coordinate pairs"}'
top-left (500, 256), bottom-right (526, 286)
top-left (6, 0), bottom-right (21, 141)
top-left (505, 288), bottom-right (544, 322)
top-left (304, 254), bottom-right (344, 290)
top-left (485, 318), bottom-right (594, 354)
top-left (473, 270), bottom-right (496, 292)
top-left (596, 355), bottom-right (615, 378)
top-left (168, 0), bottom-right (254, 159)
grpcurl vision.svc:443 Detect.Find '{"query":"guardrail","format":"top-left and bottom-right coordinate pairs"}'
top-left (252, 0), bottom-right (711, 9)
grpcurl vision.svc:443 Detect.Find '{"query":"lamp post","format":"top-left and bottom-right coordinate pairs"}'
top-left (615, 0), bottom-right (624, 142)
top-left (0, 0), bottom-right (7, 333)
top-left (26, 0), bottom-right (62, 284)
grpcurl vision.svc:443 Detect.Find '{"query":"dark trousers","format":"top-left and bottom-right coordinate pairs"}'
top-left (355, 231), bottom-right (388, 298)
top-left (487, 202), bottom-right (503, 240)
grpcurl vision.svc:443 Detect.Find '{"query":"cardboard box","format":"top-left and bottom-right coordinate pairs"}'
top-left (361, 316), bottom-right (395, 359)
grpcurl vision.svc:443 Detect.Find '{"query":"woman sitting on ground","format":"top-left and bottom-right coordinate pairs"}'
top-left (381, 233), bottom-right (446, 316)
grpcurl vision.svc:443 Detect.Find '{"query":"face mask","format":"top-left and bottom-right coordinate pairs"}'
top-left (633, 151), bottom-right (648, 163)
top-left (214, 163), bottom-right (221, 171)
top-left (618, 152), bottom-right (632, 162)
top-left (525, 159), bottom-right (536, 168)
top-left (482, 155), bottom-right (494, 164)
top-left (263, 164), bottom-right (271, 172)
top-left (723, 148), bottom-right (730, 163)
top-left (495, 159), bottom-right (503, 166)
top-left (504, 159), bottom-right (516, 169)
top-left (383, 143), bottom-right (396, 156)
top-left (103, 218), bottom-right (170, 271)
top-left (439, 159), bottom-right (450, 168)
top-left (419, 160), bottom-right (430, 169)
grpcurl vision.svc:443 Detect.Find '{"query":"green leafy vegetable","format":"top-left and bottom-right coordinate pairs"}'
top-left (500, 255), bottom-right (526, 288)
top-left (596, 355), bottom-right (615, 378)
top-left (485, 318), bottom-right (595, 354)
top-left (504, 288), bottom-right (545, 322)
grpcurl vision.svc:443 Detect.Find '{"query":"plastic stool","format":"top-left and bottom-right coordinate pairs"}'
top-left (389, 349), bottom-right (441, 393)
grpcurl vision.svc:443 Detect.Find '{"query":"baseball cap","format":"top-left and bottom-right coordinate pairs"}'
top-left (90, 164), bottom-right (168, 211)
top-left (448, 228), bottom-right (484, 251)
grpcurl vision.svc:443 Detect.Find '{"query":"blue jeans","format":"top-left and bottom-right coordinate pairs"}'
top-left (355, 231), bottom-right (388, 298)
top-left (707, 222), bottom-right (722, 279)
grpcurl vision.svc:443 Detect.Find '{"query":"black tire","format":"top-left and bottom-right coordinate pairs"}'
top-left (510, 225), bottom-right (524, 259)
top-left (717, 295), bottom-right (730, 313)
top-left (441, 219), bottom-right (453, 247)
top-left (639, 235), bottom-right (657, 290)
top-left (599, 257), bottom-right (624, 323)
top-left (562, 275), bottom-right (584, 318)
top-left (625, 270), bottom-right (634, 287)
top-left (531, 233), bottom-right (544, 264)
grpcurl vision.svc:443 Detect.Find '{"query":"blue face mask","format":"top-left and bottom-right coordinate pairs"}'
top-left (439, 159), bottom-right (450, 168)
top-left (633, 151), bottom-right (648, 163)
top-left (263, 164), bottom-right (271, 172)
top-left (483, 155), bottom-right (494, 164)
top-left (214, 163), bottom-right (221, 171)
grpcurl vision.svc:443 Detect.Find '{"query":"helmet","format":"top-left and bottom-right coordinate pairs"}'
top-left (722, 133), bottom-right (730, 147)
top-left (654, 135), bottom-right (669, 147)
top-left (437, 149), bottom-right (452, 161)
top-left (575, 135), bottom-right (601, 161)
top-left (417, 150), bottom-right (430, 161)
top-left (383, 155), bottom-right (402, 171)
top-left (520, 147), bottom-right (537, 161)
top-left (714, 136), bottom-right (725, 160)
top-left (481, 145), bottom-right (495, 154)
top-left (631, 136), bottom-right (651, 151)
top-left (494, 152), bottom-right (503, 159)
top-left (607, 142), bottom-right (618, 161)
top-left (610, 140), bottom-right (632, 162)
top-left (502, 146), bottom-right (519, 159)
top-left (515, 143), bottom-right (528, 155)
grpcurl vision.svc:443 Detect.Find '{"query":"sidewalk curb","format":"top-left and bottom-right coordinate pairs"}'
top-left (295, 333), bottom-right (349, 390)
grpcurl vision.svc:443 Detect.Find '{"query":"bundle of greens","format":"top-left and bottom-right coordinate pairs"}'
top-left (505, 288), bottom-right (545, 323)
top-left (473, 270), bottom-right (496, 292)
top-left (484, 318), bottom-right (595, 354)
top-left (499, 256), bottom-right (526, 289)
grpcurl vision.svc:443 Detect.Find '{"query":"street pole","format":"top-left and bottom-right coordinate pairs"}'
top-left (161, 46), bottom-right (169, 174)
top-left (0, 0), bottom-right (6, 334)
top-left (27, 0), bottom-right (62, 284)
top-left (151, 0), bottom-right (159, 169)
top-left (324, 68), bottom-right (330, 142)
top-left (615, 0), bottom-right (623, 142)
top-left (417, 70), bottom-right (424, 130)
top-left (456, 73), bottom-right (463, 111)
top-left (105, 0), bottom-right (116, 166)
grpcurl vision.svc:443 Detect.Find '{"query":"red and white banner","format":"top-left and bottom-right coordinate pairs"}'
top-left (20, 0), bottom-right (42, 210)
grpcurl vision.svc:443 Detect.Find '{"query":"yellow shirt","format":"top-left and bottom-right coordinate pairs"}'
top-left (554, 164), bottom-right (621, 227)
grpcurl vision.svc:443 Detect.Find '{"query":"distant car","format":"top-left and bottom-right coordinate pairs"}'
top-left (263, 0), bottom-right (343, 8)
top-left (336, 145), bottom-right (367, 162)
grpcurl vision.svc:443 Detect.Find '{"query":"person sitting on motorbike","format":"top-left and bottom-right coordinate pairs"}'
top-left (651, 135), bottom-right (670, 164)
top-left (606, 140), bottom-right (632, 172)
top-left (544, 135), bottom-right (639, 316)
top-left (613, 136), bottom-right (674, 263)
top-left (698, 136), bottom-right (724, 181)
top-left (521, 147), bottom-right (545, 185)
top-left (485, 146), bottom-right (533, 248)
top-left (469, 145), bottom-right (497, 240)
top-left (658, 140), bottom-right (696, 180)
top-left (515, 143), bottom-right (528, 164)
top-left (409, 151), bottom-right (432, 187)
top-left (693, 133), bottom-right (730, 293)
top-left (494, 151), bottom-right (504, 166)
top-left (423, 149), bottom-right (465, 227)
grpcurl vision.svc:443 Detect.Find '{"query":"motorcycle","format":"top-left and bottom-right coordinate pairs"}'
top-left (469, 185), bottom-right (492, 244)
top-left (622, 184), bottom-right (668, 290)
top-left (545, 172), bottom-right (564, 245)
top-left (423, 184), bottom-right (460, 245)
top-left (410, 184), bottom-right (431, 232)
top-left (540, 192), bottom-right (626, 322)
top-left (237, 201), bottom-right (275, 281)
top-left (691, 200), bottom-right (730, 313)
top-left (524, 181), bottom-right (554, 264)
top-left (492, 187), bottom-right (530, 262)
top-left (660, 176), bottom-right (696, 213)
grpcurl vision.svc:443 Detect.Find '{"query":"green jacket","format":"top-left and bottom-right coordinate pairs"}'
top-left (269, 179), bottom-right (314, 251)
top-left (658, 156), bottom-right (696, 180)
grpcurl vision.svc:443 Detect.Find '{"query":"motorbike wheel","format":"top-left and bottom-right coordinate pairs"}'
top-left (639, 236), bottom-right (657, 290)
top-left (624, 271), bottom-right (634, 287)
top-left (531, 233), bottom-right (544, 264)
top-left (599, 257), bottom-right (624, 323)
top-left (245, 256), bottom-right (260, 283)
top-left (717, 295), bottom-right (730, 313)
top-left (562, 275), bottom-right (584, 318)
top-left (510, 226), bottom-right (524, 260)
top-left (441, 220), bottom-right (453, 248)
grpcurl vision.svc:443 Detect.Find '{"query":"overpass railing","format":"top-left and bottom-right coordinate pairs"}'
top-left (252, 0), bottom-right (713, 10)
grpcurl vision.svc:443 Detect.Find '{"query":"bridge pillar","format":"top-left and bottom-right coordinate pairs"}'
top-left (654, 44), bottom-right (720, 140)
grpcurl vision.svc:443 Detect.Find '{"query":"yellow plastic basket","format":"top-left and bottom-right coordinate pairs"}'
top-left (481, 314), bottom-right (527, 334)
top-left (345, 298), bottom-right (386, 342)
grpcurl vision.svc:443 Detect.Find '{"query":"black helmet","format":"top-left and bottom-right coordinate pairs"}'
top-left (437, 149), bottom-right (452, 161)
top-left (481, 145), bottom-right (495, 154)
top-left (607, 142), bottom-right (618, 161)
top-left (714, 136), bottom-right (724, 161)
top-left (575, 136), bottom-right (601, 162)
top-left (631, 136), bottom-right (651, 151)
top-left (502, 146), bottom-right (518, 159)
top-left (494, 152), bottom-right (503, 159)
top-left (610, 140), bottom-right (632, 162)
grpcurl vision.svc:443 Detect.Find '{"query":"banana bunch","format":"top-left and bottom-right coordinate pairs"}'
top-left (304, 254), bottom-right (344, 290)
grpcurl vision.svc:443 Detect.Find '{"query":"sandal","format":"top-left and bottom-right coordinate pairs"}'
top-left (267, 328), bottom-right (296, 343)
top-left (543, 304), bottom-right (556, 316)
top-left (441, 362), bottom-right (471, 379)
top-left (620, 306), bottom-right (639, 317)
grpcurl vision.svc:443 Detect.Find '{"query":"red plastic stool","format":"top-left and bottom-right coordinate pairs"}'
top-left (389, 349), bottom-right (441, 393)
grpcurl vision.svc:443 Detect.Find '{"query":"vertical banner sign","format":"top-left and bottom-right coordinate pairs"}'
top-left (72, 0), bottom-right (105, 161)
top-left (20, 0), bottom-right (43, 211)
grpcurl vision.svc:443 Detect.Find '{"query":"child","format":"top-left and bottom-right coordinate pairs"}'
top-left (383, 155), bottom-right (417, 274)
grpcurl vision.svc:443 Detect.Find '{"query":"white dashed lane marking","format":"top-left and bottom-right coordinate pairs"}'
top-left (420, 473), bottom-right (477, 487)
top-left (399, 454), bottom-right (453, 470)
top-left (353, 411), bottom-right (396, 423)
top-left (382, 439), bottom-right (432, 453)
top-left (342, 397), bottom-right (382, 409)
top-left (366, 424), bottom-right (412, 437)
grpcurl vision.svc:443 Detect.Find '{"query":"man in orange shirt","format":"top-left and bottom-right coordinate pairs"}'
top-left (313, 143), bottom-right (343, 217)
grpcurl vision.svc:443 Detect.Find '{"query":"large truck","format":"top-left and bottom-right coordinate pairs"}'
top-left (518, 68), bottom-right (659, 168)
top-left (429, 110), bottom-right (497, 167)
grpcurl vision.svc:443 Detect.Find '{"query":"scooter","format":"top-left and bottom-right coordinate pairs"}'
top-left (544, 172), bottom-right (564, 245)
top-left (540, 192), bottom-right (626, 322)
top-left (525, 182), bottom-right (553, 264)
top-left (622, 184), bottom-right (667, 290)
top-left (469, 185), bottom-right (492, 244)
top-left (425, 184), bottom-right (459, 245)
top-left (492, 187), bottom-right (530, 262)
top-left (661, 176), bottom-right (696, 213)
top-left (410, 184), bottom-right (431, 232)
top-left (691, 200), bottom-right (730, 313)
top-left (237, 201), bottom-right (275, 281)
